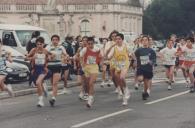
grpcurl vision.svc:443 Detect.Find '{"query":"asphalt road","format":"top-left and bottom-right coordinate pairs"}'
top-left (0, 72), bottom-right (195, 128)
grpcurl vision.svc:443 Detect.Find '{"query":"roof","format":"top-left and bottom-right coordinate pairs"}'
top-left (0, 0), bottom-right (141, 7)
top-left (0, 24), bottom-right (46, 31)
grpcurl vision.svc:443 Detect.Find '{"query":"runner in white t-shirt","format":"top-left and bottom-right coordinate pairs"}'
top-left (159, 39), bottom-right (178, 90)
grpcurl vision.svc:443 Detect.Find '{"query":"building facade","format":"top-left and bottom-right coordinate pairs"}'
top-left (0, 0), bottom-right (143, 38)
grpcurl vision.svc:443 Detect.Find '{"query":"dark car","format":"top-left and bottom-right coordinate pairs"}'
top-left (5, 61), bottom-right (30, 83)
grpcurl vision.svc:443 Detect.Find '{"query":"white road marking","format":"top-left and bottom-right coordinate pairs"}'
top-left (71, 109), bottom-right (133, 128)
top-left (145, 90), bottom-right (190, 105)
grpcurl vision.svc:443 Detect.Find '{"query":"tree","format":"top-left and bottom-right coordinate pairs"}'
top-left (143, 0), bottom-right (195, 39)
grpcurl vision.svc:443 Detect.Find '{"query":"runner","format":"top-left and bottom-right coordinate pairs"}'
top-left (107, 33), bottom-right (131, 105)
top-left (80, 37), bottom-right (101, 108)
top-left (0, 40), bottom-right (14, 97)
top-left (46, 35), bottom-right (68, 107)
top-left (74, 36), bottom-right (88, 100)
top-left (159, 39), bottom-right (178, 90)
top-left (182, 37), bottom-right (195, 93)
top-left (26, 37), bottom-right (49, 107)
top-left (177, 38), bottom-right (189, 87)
top-left (105, 30), bottom-right (120, 93)
top-left (100, 38), bottom-right (112, 88)
top-left (134, 36), bottom-right (156, 100)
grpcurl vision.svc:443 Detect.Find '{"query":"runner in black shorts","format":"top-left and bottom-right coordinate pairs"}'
top-left (135, 36), bottom-right (156, 100)
top-left (46, 35), bottom-right (68, 107)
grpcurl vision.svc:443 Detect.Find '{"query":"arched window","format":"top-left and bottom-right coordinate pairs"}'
top-left (80, 20), bottom-right (91, 36)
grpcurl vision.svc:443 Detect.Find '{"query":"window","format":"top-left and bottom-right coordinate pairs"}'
top-left (80, 20), bottom-right (91, 36)
top-left (102, 5), bottom-right (108, 10)
top-left (2, 31), bottom-right (17, 47)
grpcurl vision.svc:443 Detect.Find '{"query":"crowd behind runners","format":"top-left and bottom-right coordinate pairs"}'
top-left (0, 30), bottom-right (195, 108)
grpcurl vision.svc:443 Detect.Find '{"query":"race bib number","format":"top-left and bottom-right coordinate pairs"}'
top-left (164, 54), bottom-right (174, 65)
top-left (35, 54), bottom-right (45, 65)
top-left (117, 61), bottom-right (125, 70)
top-left (87, 56), bottom-right (96, 64)
top-left (140, 56), bottom-right (149, 65)
top-left (55, 51), bottom-right (62, 61)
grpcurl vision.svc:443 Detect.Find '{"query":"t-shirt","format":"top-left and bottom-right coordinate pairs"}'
top-left (160, 47), bottom-right (177, 65)
top-left (46, 45), bottom-right (67, 66)
top-left (182, 46), bottom-right (195, 62)
top-left (135, 47), bottom-right (156, 71)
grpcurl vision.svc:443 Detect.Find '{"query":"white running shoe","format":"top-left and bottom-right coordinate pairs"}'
top-left (6, 84), bottom-right (14, 97)
top-left (37, 96), bottom-right (44, 107)
top-left (122, 95), bottom-right (128, 106)
top-left (134, 83), bottom-right (139, 90)
top-left (79, 92), bottom-right (89, 101)
top-left (62, 87), bottom-right (72, 94)
top-left (86, 96), bottom-right (94, 108)
top-left (168, 85), bottom-right (172, 90)
top-left (100, 81), bottom-right (105, 88)
top-left (108, 80), bottom-right (114, 86)
top-left (125, 88), bottom-right (130, 100)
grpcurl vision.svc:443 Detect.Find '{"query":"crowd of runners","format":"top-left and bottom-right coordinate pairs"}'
top-left (0, 30), bottom-right (195, 108)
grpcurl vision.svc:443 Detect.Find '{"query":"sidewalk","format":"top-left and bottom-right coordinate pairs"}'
top-left (0, 66), bottom-right (164, 99)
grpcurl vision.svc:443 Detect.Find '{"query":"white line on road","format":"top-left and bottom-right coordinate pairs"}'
top-left (145, 90), bottom-right (190, 105)
top-left (71, 109), bottom-right (133, 128)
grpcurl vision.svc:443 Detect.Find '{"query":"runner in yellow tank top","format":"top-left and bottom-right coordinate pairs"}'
top-left (107, 33), bottom-right (131, 106)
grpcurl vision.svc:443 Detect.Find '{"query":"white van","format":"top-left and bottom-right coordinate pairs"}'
top-left (0, 24), bottom-right (50, 54)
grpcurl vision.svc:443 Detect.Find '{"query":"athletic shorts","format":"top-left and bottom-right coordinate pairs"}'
top-left (83, 64), bottom-right (99, 77)
top-left (32, 65), bottom-right (47, 82)
top-left (136, 68), bottom-right (153, 80)
top-left (48, 65), bottom-right (61, 74)
top-left (61, 64), bottom-right (70, 72)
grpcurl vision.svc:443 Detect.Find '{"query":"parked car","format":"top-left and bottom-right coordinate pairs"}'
top-left (5, 61), bottom-right (29, 83)
top-left (2, 46), bottom-right (30, 83)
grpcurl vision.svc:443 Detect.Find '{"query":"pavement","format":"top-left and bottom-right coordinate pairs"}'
top-left (0, 66), bottom-right (164, 100)
top-left (0, 71), bottom-right (194, 128)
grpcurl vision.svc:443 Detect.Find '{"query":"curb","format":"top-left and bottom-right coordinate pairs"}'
top-left (0, 69), bottom-right (165, 100)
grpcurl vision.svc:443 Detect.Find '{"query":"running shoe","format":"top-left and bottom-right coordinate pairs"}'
top-left (122, 96), bottom-right (128, 106)
top-left (189, 86), bottom-right (195, 93)
top-left (86, 96), bottom-right (94, 108)
top-left (37, 96), bottom-right (44, 107)
top-left (49, 97), bottom-right (56, 107)
top-left (6, 84), bottom-right (14, 97)
top-left (142, 92), bottom-right (149, 100)
top-left (134, 84), bottom-right (139, 90)
top-left (107, 80), bottom-right (114, 86)
top-left (100, 81), bottom-right (105, 88)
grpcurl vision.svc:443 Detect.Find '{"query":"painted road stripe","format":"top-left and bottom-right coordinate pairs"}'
top-left (71, 109), bottom-right (133, 128)
top-left (145, 90), bottom-right (190, 105)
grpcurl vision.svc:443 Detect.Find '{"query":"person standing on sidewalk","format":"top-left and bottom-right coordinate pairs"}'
top-left (46, 35), bottom-right (68, 107)
top-left (134, 36), bottom-right (156, 100)
top-left (80, 37), bottom-right (102, 108)
top-left (0, 40), bottom-right (14, 97)
top-left (26, 37), bottom-right (50, 107)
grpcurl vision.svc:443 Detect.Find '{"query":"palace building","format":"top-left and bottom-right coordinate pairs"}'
top-left (0, 0), bottom-right (143, 38)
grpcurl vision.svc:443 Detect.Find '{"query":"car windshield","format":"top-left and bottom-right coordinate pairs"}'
top-left (16, 30), bottom-right (50, 47)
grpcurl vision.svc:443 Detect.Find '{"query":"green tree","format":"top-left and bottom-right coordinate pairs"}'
top-left (143, 0), bottom-right (195, 39)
